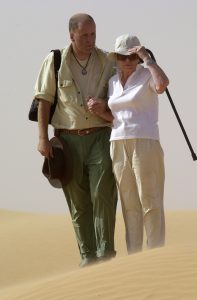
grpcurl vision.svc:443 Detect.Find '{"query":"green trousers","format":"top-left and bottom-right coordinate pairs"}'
top-left (61, 128), bottom-right (117, 260)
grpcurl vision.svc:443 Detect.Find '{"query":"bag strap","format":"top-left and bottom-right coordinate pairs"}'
top-left (50, 49), bottom-right (61, 117)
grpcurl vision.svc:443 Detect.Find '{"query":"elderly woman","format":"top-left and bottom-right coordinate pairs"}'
top-left (87, 33), bottom-right (169, 254)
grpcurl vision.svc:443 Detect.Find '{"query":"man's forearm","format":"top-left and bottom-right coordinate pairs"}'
top-left (98, 110), bottom-right (114, 122)
top-left (38, 99), bottom-right (51, 140)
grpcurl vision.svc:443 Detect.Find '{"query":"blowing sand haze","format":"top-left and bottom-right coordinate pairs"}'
top-left (1, 210), bottom-right (197, 300)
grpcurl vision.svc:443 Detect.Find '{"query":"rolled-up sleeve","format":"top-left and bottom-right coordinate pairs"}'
top-left (34, 52), bottom-right (56, 103)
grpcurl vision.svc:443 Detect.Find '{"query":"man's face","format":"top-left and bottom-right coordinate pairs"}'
top-left (70, 20), bottom-right (96, 57)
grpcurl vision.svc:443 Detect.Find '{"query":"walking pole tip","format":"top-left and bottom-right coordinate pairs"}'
top-left (192, 153), bottom-right (197, 161)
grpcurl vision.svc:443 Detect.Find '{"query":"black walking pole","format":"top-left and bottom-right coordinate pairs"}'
top-left (146, 49), bottom-right (197, 161)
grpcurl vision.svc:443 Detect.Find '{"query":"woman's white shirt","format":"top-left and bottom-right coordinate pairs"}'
top-left (108, 65), bottom-right (160, 141)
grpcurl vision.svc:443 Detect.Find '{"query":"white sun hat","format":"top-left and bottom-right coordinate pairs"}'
top-left (108, 33), bottom-right (141, 60)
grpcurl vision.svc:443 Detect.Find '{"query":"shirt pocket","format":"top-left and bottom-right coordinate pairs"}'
top-left (58, 80), bottom-right (77, 103)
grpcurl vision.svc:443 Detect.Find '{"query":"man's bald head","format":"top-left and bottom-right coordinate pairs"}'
top-left (69, 13), bottom-right (95, 32)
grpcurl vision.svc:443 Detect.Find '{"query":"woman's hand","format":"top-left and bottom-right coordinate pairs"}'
top-left (128, 46), bottom-right (150, 61)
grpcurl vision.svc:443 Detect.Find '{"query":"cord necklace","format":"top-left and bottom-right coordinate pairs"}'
top-left (72, 50), bottom-right (91, 75)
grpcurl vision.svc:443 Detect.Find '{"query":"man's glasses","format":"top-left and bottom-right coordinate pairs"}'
top-left (116, 53), bottom-right (139, 61)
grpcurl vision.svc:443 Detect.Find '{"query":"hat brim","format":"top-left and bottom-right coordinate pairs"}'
top-left (42, 137), bottom-right (73, 189)
top-left (108, 49), bottom-right (133, 61)
top-left (108, 51), bottom-right (144, 64)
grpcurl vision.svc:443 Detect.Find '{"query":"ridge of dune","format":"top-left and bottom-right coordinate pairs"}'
top-left (0, 210), bottom-right (197, 300)
top-left (1, 244), bottom-right (197, 300)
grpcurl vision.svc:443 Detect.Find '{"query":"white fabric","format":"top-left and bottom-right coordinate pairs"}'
top-left (108, 65), bottom-right (159, 141)
top-left (110, 139), bottom-right (165, 253)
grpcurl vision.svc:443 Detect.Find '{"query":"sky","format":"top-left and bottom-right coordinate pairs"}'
top-left (1, 0), bottom-right (197, 213)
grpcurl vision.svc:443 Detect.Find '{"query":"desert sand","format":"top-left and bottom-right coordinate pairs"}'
top-left (0, 210), bottom-right (197, 300)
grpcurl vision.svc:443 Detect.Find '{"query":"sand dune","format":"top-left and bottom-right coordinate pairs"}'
top-left (1, 210), bottom-right (197, 300)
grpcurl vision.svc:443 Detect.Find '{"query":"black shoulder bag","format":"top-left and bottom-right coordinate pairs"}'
top-left (28, 49), bottom-right (61, 123)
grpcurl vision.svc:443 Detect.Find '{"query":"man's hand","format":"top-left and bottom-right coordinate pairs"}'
top-left (87, 97), bottom-right (114, 122)
top-left (87, 97), bottom-right (106, 116)
top-left (37, 138), bottom-right (53, 158)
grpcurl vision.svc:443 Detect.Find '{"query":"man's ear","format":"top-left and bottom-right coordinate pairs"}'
top-left (70, 33), bottom-right (74, 42)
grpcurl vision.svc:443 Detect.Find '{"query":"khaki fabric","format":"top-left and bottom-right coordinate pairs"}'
top-left (69, 49), bottom-right (102, 107)
top-left (34, 46), bottom-right (115, 129)
top-left (110, 138), bottom-right (165, 253)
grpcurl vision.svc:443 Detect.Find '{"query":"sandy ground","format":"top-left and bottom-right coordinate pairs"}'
top-left (0, 210), bottom-right (197, 300)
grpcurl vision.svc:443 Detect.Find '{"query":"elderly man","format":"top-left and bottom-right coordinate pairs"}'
top-left (34, 13), bottom-right (117, 267)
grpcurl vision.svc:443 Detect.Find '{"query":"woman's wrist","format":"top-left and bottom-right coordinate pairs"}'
top-left (143, 56), bottom-right (156, 67)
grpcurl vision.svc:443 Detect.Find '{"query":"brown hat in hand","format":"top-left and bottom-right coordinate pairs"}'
top-left (42, 137), bottom-right (72, 188)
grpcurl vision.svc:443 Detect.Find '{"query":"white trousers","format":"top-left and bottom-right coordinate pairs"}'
top-left (110, 139), bottom-right (165, 254)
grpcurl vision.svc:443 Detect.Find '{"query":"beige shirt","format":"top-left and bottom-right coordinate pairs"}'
top-left (69, 49), bottom-right (102, 110)
top-left (34, 45), bottom-right (115, 129)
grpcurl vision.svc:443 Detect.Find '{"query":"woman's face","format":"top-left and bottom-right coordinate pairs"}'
top-left (116, 53), bottom-right (139, 74)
